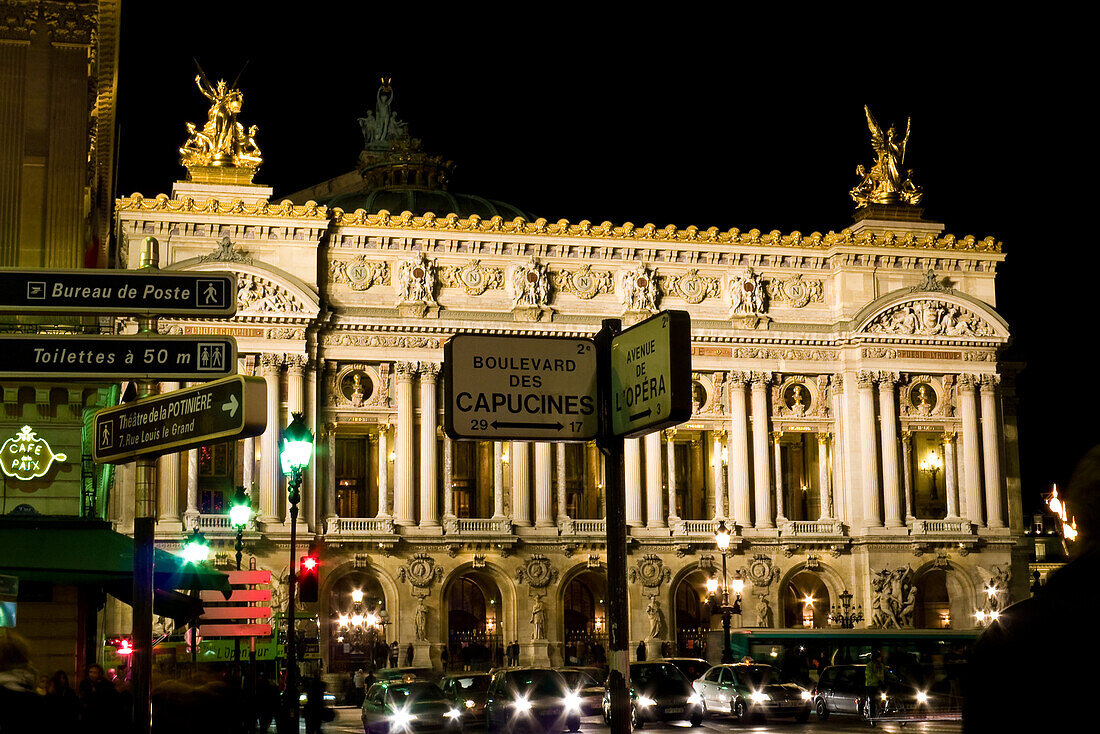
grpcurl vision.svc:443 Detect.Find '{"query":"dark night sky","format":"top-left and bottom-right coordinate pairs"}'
top-left (115, 7), bottom-right (1090, 514)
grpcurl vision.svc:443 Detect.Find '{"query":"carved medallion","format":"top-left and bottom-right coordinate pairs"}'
top-left (739, 554), bottom-right (780, 589)
top-left (398, 553), bottom-right (444, 592)
top-left (438, 259), bottom-right (503, 295)
top-left (515, 555), bottom-right (559, 588)
top-left (629, 554), bottom-right (672, 595)
top-left (555, 264), bottom-right (614, 299)
top-left (668, 269), bottom-right (720, 304)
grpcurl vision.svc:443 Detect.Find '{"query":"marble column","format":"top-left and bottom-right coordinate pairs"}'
top-left (556, 443), bottom-right (568, 522)
top-left (442, 434), bottom-right (454, 519)
top-left (285, 356), bottom-right (306, 525)
top-left (377, 424), bottom-right (390, 517)
top-left (184, 448), bottom-right (199, 527)
top-left (665, 429), bottom-right (679, 524)
top-left (959, 375), bottom-right (984, 525)
top-left (534, 442), bottom-right (554, 528)
top-left (419, 363), bottom-right (440, 527)
top-left (980, 375), bottom-right (1005, 528)
top-left (857, 371), bottom-right (882, 527)
top-left (750, 373), bottom-right (774, 528)
top-left (242, 436), bottom-right (255, 498)
top-left (304, 360), bottom-right (317, 528)
top-left (324, 425), bottom-right (336, 521)
top-left (493, 442), bottom-right (505, 518)
top-left (645, 431), bottom-right (665, 528)
top-left (830, 376), bottom-right (847, 523)
top-left (943, 432), bottom-right (960, 519)
top-left (259, 354), bottom-right (282, 523)
top-left (712, 432), bottom-right (726, 519)
top-left (512, 442), bottom-right (531, 526)
top-left (157, 382), bottom-right (182, 530)
top-left (901, 430), bottom-right (914, 522)
top-left (877, 374), bottom-right (902, 528)
top-left (625, 437), bottom-right (644, 527)
top-left (728, 372), bottom-right (752, 528)
top-left (394, 362), bottom-right (418, 526)
top-left (772, 432), bottom-right (786, 523)
top-left (817, 432), bottom-right (833, 519)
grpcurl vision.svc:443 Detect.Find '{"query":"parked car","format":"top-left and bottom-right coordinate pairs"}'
top-left (558, 667), bottom-right (603, 716)
top-left (483, 667), bottom-right (580, 733)
top-left (656, 657), bottom-right (710, 684)
top-left (692, 663), bottom-right (810, 723)
top-left (602, 661), bottom-right (703, 728)
top-left (440, 672), bottom-right (491, 727)
top-left (811, 663), bottom-right (950, 721)
top-left (361, 680), bottom-right (462, 734)
top-left (374, 667), bottom-right (438, 684)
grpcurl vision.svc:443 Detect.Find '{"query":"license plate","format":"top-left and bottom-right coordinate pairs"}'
top-left (664, 707), bottom-right (683, 714)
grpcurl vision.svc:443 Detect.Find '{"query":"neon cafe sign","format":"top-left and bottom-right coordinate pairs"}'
top-left (0, 426), bottom-right (68, 480)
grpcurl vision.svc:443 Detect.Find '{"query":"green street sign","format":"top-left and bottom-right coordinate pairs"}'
top-left (610, 310), bottom-right (692, 438)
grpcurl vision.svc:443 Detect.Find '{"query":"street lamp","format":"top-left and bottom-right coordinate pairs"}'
top-left (280, 412), bottom-right (313, 726)
top-left (712, 520), bottom-right (743, 664)
top-left (180, 528), bottom-right (210, 671)
top-left (229, 486), bottom-right (253, 687)
top-left (920, 450), bottom-right (943, 499)
top-left (829, 589), bottom-right (864, 629)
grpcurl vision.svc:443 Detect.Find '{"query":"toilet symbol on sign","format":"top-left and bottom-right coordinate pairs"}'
top-left (198, 343), bottom-right (226, 371)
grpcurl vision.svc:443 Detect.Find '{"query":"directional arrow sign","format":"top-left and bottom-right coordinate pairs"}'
top-left (0, 334), bottom-right (237, 380)
top-left (444, 334), bottom-right (598, 441)
top-left (0, 268), bottom-right (236, 317)
top-left (610, 310), bottom-right (692, 438)
top-left (92, 375), bottom-right (266, 464)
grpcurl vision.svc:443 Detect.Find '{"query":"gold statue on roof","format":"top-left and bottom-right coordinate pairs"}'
top-left (850, 105), bottom-right (922, 208)
top-left (179, 69), bottom-right (262, 170)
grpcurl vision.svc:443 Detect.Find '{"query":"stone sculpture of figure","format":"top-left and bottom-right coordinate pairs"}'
top-left (414, 598), bottom-right (428, 641)
top-left (510, 258), bottom-right (550, 308)
top-left (350, 373), bottom-right (365, 406)
top-left (358, 78), bottom-right (409, 147)
top-left (620, 263), bottom-right (659, 312)
top-left (396, 253), bottom-right (436, 304)
top-left (850, 105), bottom-right (923, 208)
top-left (729, 268), bottom-right (767, 316)
top-left (789, 385), bottom-right (806, 415)
top-left (530, 595), bottom-right (546, 640)
top-left (899, 586), bottom-right (918, 627)
top-left (756, 595), bottom-right (773, 628)
top-left (646, 597), bottom-right (666, 639)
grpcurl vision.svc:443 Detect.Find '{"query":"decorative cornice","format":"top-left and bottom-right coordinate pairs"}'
top-left (40, 0), bottom-right (96, 44)
top-left (115, 193), bottom-right (329, 220)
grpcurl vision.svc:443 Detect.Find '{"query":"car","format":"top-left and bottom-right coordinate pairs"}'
top-left (692, 663), bottom-right (811, 723)
top-left (602, 661), bottom-right (703, 728)
top-left (440, 672), bottom-right (491, 727)
top-left (811, 663), bottom-right (951, 722)
top-left (374, 667), bottom-right (439, 684)
top-left (558, 667), bottom-right (603, 716)
top-left (656, 657), bottom-right (710, 684)
top-left (483, 667), bottom-right (579, 733)
top-left (361, 680), bottom-right (462, 734)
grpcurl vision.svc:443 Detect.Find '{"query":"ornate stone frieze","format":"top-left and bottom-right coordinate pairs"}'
top-left (730, 346), bottom-right (835, 361)
top-left (767, 273), bottom-right (824, 308)
top-left (397, 553), bottom-right (444, 597)
top-left (116, 193), bottom-right (328, 219)
top-left (865, 299), bottom-right (994, 337)
top-left (515, 555), bottom-right (559, 589)
top-left (330, 256), bottom-right (390, 290)
top-left (396, 252), bottom-right (437, 305)
top-left (618, 262), bottom-right (660, 312)
top-left (629, 554), bottom-right (672, 597)
top-left (868, 566), bottom-right (916, 629)
top-left (200, 236), bottom-right (253, 264)
top-left (553, 264), bottom-right (614, 299)
top-left (40, 1), bottom-right (96, 44)
top-left (508, 257), bottom-right (551, 308)
top-left (0, 0), bottom-right (38, 40)
top-left (728, 267), bottom-right (768, 316)
top-left (979, 564), bottom-right (1011, 611)
top-left (438, 259), bottom-right (503, 295)
top-left (665, 268), bottom-right (720, 304)
top-left (323, 333), bottom-right (443, 350)
top-left (266, 327), bottom-right (306, 340)
top-left (237, 273), bottom-right (305, 313)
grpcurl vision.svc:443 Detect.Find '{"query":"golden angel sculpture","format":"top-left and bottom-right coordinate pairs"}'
top-left (850, 105), bottom-right (923, 208)
top-left (179, 73), bottom-right (262, 169)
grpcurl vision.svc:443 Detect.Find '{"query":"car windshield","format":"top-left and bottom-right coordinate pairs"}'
top-left (670, 660), bottom-right (710, 681)
top-left (453, 675), bottom-right (490, 692)
top-left (631, 663), bottom-right (688, 687)
top-left (561, 671), bottom-right (597, 688)
top-left (504, 671), bottom-right (566, 698)
top-left (387, 683), bottom-right (445, 705)
top-left (737, 665), bottom-right (782, 687)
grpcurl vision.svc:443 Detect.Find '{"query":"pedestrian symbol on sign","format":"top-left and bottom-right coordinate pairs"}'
top-left (98, 422), bottom-right (113, 450)
top-left (198, 343), bottom-right (226, 371)
top-left (196, 279), bottom-right (225, 309)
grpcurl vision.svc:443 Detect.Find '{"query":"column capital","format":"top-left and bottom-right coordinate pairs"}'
top-left (817, 430), bottom-right (832, 445)
top-left (260, 352), bottom-right (283, 370)
top-left (857, 370), bottom-right (877, 389)
top-left (901, 428), bottom-right (913, 441)
top-left (979, 373), bottom-right (1001, 390)
top-left (957, 373), bottom-right (979, 390)
top-left (395, 361), bottom-right (420, 378)
top-left (876, 371), bottom-right (899, 388)
top-left (942, 430), bottom-right (958, 444)
top-left (284, 353), bottom-right (308, 372)
top-left (729, 370), bottom-right (751, 386)
top-left (750, 371), bottom-right (773, 387)
top-left (770, 430), bottom-right (783, 443)
top-left (830, 373), bottom-right (844, 393)
top-left (419, 362), bottom-right (441, 380)
top-left (663, 427), bottom-right (678, 440)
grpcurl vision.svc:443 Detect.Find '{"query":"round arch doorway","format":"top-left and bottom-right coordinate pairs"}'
top-left (446, 572), bottom-right (502, 671)
top-left (562, 570), bottom-right (607, 666)
top-left (328, 572), bottom-right (388, 673)
top-left (673, 570), bottom-right (710, 657)
top-left (782, 571), bottom-right (831, 629)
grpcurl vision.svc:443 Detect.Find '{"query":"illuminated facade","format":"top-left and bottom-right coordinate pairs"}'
top-left (110, 84), bottom-right (1026, 671)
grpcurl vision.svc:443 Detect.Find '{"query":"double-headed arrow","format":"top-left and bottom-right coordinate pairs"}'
top-left (490, 420), bottom-right (564, 431)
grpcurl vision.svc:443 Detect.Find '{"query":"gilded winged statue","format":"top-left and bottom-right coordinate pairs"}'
top-left (850, 105), bottom-right (923, 208)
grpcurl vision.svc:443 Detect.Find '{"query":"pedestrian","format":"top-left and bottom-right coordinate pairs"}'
top-left (256, 672), bottom-right (278, 734)
top-left (635, 640), bottom-right (646, 662)
top-left (352, 668), bottom-right (365, 706)
top-left (405, 642), bottom-right (414, 667)
top-left (389, 641), bottom-right (399, 668)
top-left (78, 662), bottom-right (118, 734)
top-left (0, 629), bottom-right (42, 733)
top-left (303, 675), bottom-right (325, 734)
top-left (45, 670), bottom-right (79, 729)
top-left (864, 648), bottom-right (884, 726)
top-left (440, 645), bottom-right (448, 671)
top-left (964, 445), bottom-right (1100, 732)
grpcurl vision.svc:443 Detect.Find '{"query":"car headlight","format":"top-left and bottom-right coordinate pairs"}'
top-left (916, 691), bottom-right (928, 704)
top-left (513, 696), bottom-right (532, 713)
top-left (637, 695), bottom-right (656, 707)
top-left (750, 692), bottom-right (771, 704)
top-left (465, 699), bottom-right (476, 709)
top-left (563, 691), bottom-right (582, 711)
top-left (686, 693), bottom-right (702, 705)
top-left (445, 708), bottom-right (462, 720)
top-left (800, 690), bottom-right (812, 700)
top-left (880, 692), bottom-right (888, 701)
top-left (390, 709), bottom-right (416, 729)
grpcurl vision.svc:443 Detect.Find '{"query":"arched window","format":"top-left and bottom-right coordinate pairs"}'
top-left (783, 571), bottom-right (831, 628)
top-left (915, 571), bottom-right (951, 629)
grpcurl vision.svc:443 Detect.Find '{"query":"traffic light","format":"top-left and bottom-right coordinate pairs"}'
top-left (298, 554), bottom-right (319, 603)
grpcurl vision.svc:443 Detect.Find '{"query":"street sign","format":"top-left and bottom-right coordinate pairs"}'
top-left (92, 375), bottom-right (266, 463)
top-left (609, 310), bottom-right (692, 438)
top-left (0, 334), bottom-right (237, 380)
top-left (0, 268), bottom-right (236, 317)
top-left (444, 334), bottom-right (599, 441)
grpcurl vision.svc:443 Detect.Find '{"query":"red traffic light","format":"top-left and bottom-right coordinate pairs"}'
top-left (300, 555), bottom-right (318, 572)
top-left (298, 554), bottom-right (320, 603)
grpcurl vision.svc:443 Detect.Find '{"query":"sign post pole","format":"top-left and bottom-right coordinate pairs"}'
top-left (595, 318), bottom-right (630, 734)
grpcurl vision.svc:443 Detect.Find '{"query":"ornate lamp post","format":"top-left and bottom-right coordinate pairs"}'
top-left (229, 486), bottom-right (252, 686)
top-left (280, 412), bottom-right (314, 726)
top-left (180, 528), bottom-right (210, 671)
top-left (829, 589), bottom-right (864, 629)
top-left (920, 450), bottom-right (943, 499)
top-left (713, 521), bottom-right (743, 663)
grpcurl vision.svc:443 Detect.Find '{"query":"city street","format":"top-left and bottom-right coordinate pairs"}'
top-left (324, 707), bottom-right (962, 734)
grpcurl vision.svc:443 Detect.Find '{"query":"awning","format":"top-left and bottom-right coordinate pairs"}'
top-left (0, 522), bottom-right (232, 607)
